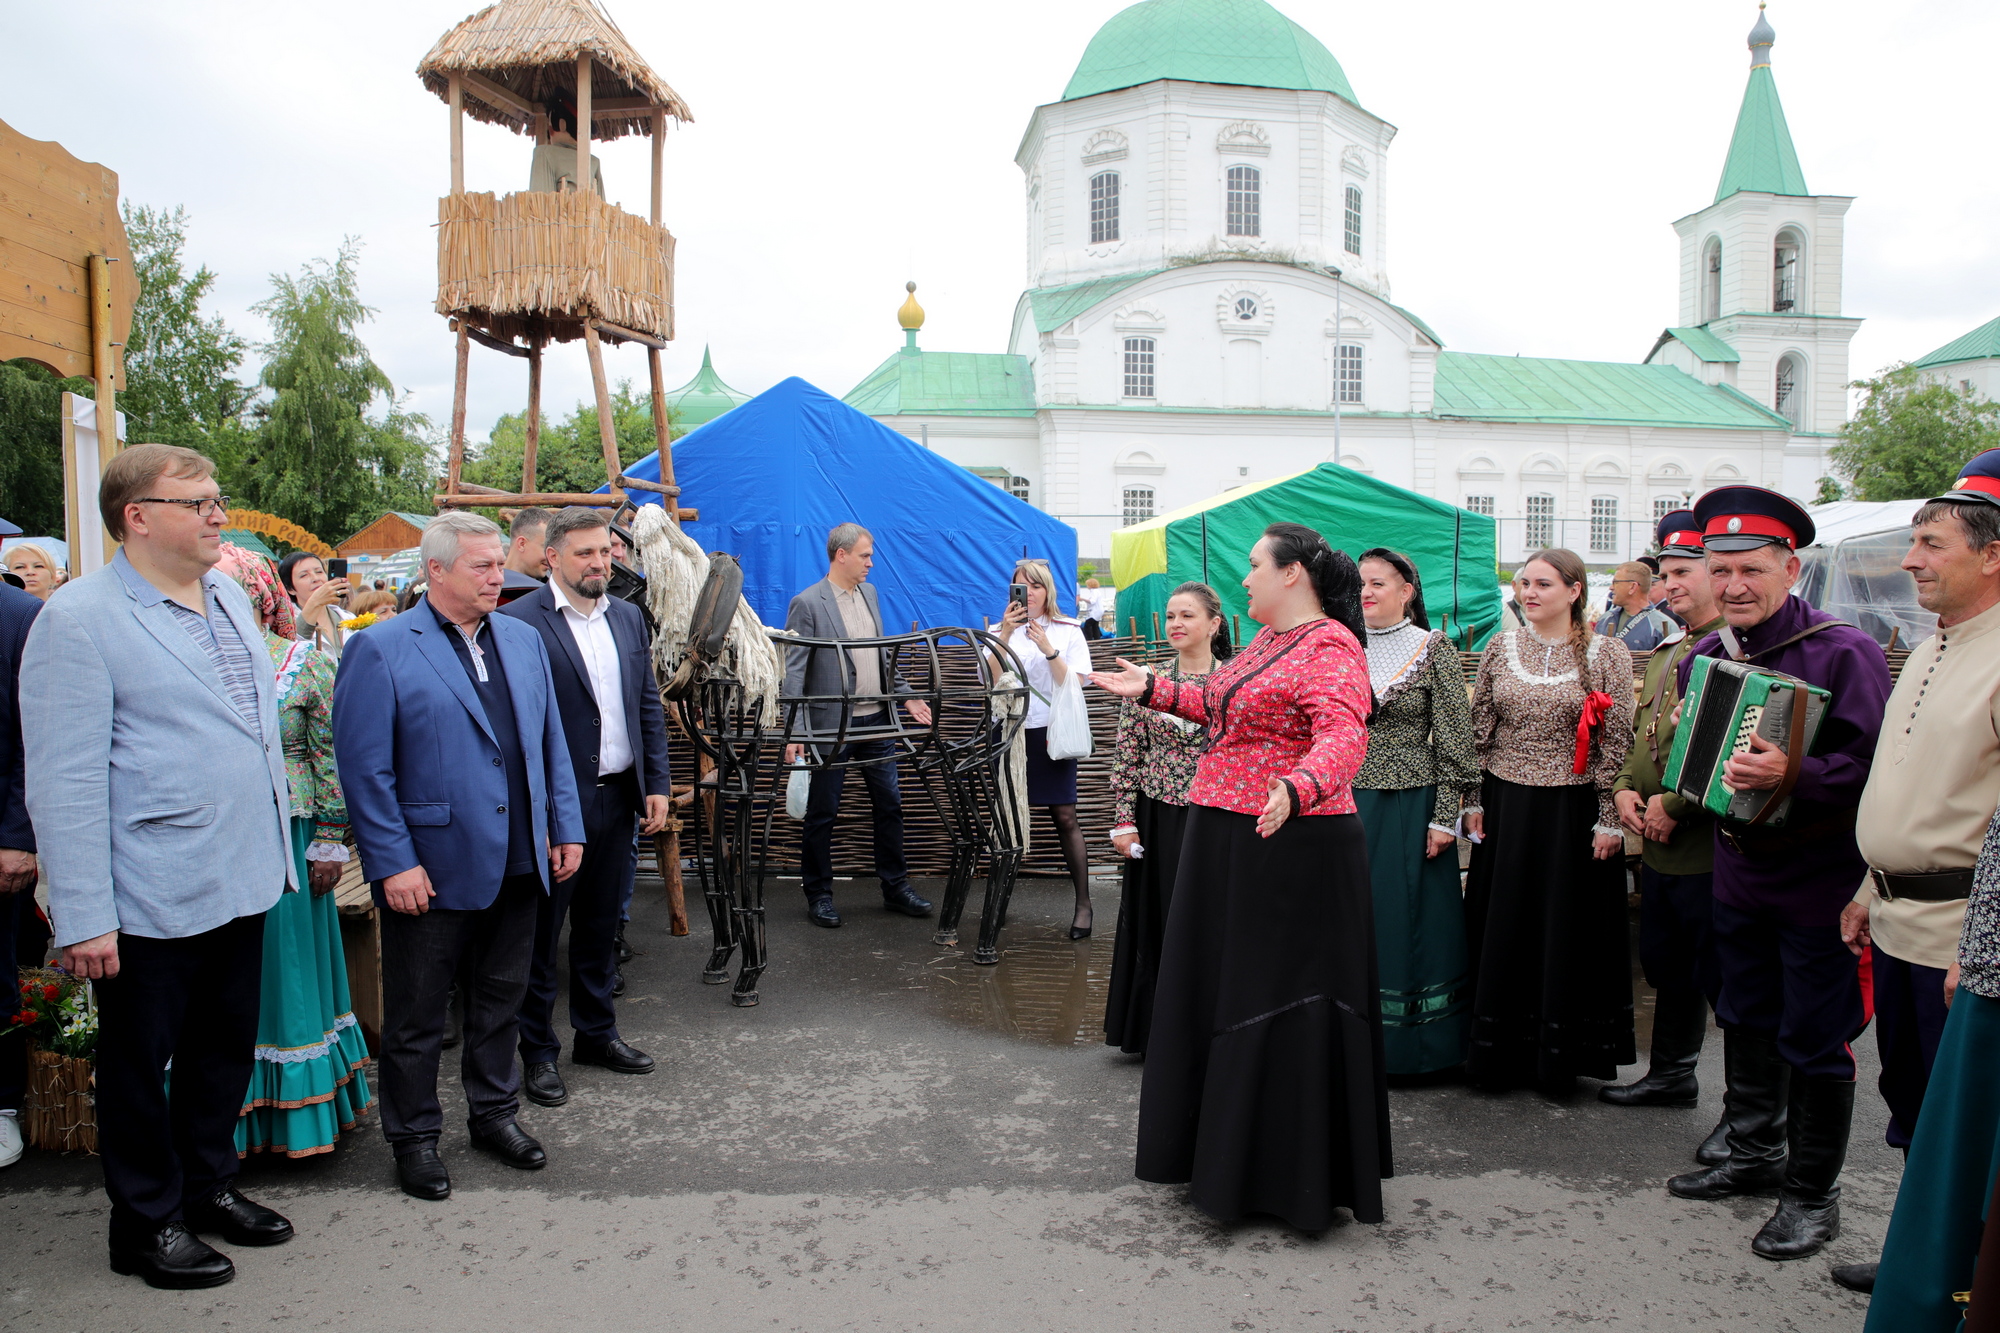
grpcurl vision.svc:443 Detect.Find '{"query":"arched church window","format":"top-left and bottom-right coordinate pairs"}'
top-left (1336, 344), bottom-right (1364, 404)
top-left (1343, 185), bottom-right (1362, 256)
top-left (1090, 172), bottom-right (1120, 244)
top-left (1122, 486), bottom-right (1155, 526)
top-left (1226, 166), bottom-right (1261, 237)
top-left (1233, 295), bottom-right (1259, 322)
top-left (1464, 495), bottom-right (1495, 517)
top-left (1525, 494), bottom-right (1556, 550)
top-left (1775, 354), bottom-right (1803, 425)
top-left (1123, 338), bottom-right (1156, 399)
top-left (1702, 240), bottom-right (1722, 323)
top-left (1590, 497), bottom-right (1619, 553)
top-left (1773, 231), bottom-right (1802, 312)
top-left (1653, 496), bottom-right (1682, 524)
top-left (1007, 476), bottom-right (1032, 502)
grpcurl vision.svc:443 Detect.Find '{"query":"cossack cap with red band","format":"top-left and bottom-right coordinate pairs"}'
top-left (1933, 448), bottom-right (2000, 510)
top-left (1654, 508), bottom-right (1706, 556)
top-left (1692, 485), bottom-right (1816, 553)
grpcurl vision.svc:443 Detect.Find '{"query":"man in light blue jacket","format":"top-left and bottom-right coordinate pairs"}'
top-left (21, 445), bottom-right (296, 1290)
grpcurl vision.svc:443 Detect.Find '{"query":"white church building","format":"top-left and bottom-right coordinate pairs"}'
top-left (843, 0), bottom-right (1855, 562)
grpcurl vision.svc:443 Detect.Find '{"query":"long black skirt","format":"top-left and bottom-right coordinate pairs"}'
top-left (1135, 805), bottom-right (1392, 1229)
top-left (1462, 774), bottom-right (1636, 1087)
top-left (1103, 795), bottom-right (1187, 1056)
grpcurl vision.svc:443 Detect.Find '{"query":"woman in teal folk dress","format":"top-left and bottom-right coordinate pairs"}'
top-left (218, 545), bottom-right (374, 1157)
top-left (1353, 549), bottom-right (1481, 1075)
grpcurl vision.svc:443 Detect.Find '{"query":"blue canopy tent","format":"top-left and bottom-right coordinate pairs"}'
top-left (608, 377), bottom-right (1078, 630)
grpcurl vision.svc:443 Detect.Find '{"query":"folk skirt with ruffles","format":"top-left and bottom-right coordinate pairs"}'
top-left (235, 818), bottom-right (374, 1157)
top-left (1103, 794), bottom-right (1188, 1056)
top-left (1135, 805), bottom-right (1392, 1229)
top-left (1355, 785), bottom-right (1470, 1075)
top-left (1462, 774), bottom-right (1635, 1087)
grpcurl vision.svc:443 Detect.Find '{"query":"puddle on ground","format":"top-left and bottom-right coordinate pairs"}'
top-left (906, 923), bottom-right (1119, 1047)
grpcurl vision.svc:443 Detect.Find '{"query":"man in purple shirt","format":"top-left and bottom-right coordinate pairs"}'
top-left (1663, 485), bottom-right (1892, 1263)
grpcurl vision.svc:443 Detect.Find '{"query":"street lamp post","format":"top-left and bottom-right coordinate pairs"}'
top-left (1330, 265), bottom-right (1344, 467)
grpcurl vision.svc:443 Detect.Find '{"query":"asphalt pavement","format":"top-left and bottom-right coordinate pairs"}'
top-left (2, 870), bottom-right (1894, 1331)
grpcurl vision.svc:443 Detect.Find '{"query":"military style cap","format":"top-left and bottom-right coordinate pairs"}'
top-left (1933, 447), bottom-right (2000, 510)
top-left (1655, 508), bottom-right (1706, 556)
top-left (1693, 485), bottom-right (1816, 552)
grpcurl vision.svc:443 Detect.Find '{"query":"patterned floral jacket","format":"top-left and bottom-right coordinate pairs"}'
top-left (267, 632), bottom-right (349, 844)
top-left (1108, 664), bottom-right (1208, 828)
top-left (1141, 618), bottom-right (1372, 818)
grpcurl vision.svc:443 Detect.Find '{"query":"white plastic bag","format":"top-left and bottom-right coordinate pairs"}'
top-left (785, 758), bottom-right (812, 820)
top-left (1045, 670), bottom-right (1094, 761)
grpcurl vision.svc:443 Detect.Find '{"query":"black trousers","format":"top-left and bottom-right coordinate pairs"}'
top-left (94, 911), bottom-right (266, 1244)
top-left (378, 873), bottom-right (539, 1153)
top-left (1872, 941), bottom-right (1951, 1151)
top-left (519, 778), bottom-right (636, 1063)
top-left (1637, 866), bottom-right (1720, 1005)
top-left (801, 738), bottom-right (908, 901)
top-left (1712, 897), bottom-right (1867, 1081)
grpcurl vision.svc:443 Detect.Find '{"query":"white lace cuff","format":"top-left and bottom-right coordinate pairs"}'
top-left (305, 842), bottom-right (350, 864)
top-left (1107, 825), bottom-right (1138, 842)
top-left (1426, 823), bottom-right (1458, 838)
top-left (1459, 805), bottom-right (1483, 817)
top-left (1592, 824), bottom-right (1624, 841)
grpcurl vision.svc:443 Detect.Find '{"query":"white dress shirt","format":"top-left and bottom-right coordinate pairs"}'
top-left (1006, 618), bottom-right (1093, 729)
top-left (553, 580), bottom-right (633, 776)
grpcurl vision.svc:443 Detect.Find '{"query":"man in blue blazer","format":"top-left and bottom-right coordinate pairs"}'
top-left (498, 508), bottom-right (672, 1108)
top-left (333, 512), bottom-right (584, 1201)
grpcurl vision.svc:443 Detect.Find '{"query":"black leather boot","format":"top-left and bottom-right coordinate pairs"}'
top-left (1668, 1031), bottom-right (1789, 1199)
top-left (1753, 1077), bottom-right (1854, 1260)
top-left (1601, 986), bottom-right (1706, 1107)
top-left (1695, 1111), bottom-right (1731, 1166)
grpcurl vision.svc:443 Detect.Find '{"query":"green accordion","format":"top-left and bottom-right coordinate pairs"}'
top-left (1661, 656), bottom-right (1831, 827)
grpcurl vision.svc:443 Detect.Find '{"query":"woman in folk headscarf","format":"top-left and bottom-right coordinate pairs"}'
top-left (214, 544), bottom-right (374, 1156)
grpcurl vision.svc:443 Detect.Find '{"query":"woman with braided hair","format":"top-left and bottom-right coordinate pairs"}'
top-left (1092, 523), bottom-right (1390, 1229)
top-left (1463, 548), bottom-right (1636, 1095)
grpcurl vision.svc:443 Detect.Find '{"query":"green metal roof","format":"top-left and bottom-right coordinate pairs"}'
top-left (1913, 316), bottom-right (2000, 370)
top-left (220, 529), bottom-right (278, 560)
top-left (1433, 352), bottom-right (1791, 430)
top-left (390, 512), bottom-right (436, 529)
top-left (1020, 270), bottom-right (1166, 334)
top-left (1715, 64), bottom-right (1808, 202)
top-left (664, 346), bottom-right (752, 428)
top-left (1386, 301), bottom-right (1443, 348)
top-left (1062, 0), bottom-right (1360, 106)
top-left (1648, 327), bottom-right (1741, 364)
top-left (843, 347), bottom-right (1038, 417)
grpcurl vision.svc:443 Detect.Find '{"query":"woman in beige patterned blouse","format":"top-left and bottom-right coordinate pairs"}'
top-left (1462, 548), bottom-right (1637, 1096)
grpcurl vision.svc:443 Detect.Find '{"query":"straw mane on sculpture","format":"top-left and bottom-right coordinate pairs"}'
top-left (631, 506), bottom-right (784, 726)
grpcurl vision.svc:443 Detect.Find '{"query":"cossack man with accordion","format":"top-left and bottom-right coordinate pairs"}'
top-left (1602, 511), bottom-right (1729, 1153)
top-left (1832, 450), bottom-right (2000, 1300)
top-left (1663, 485), bottom-right (1893, 1263)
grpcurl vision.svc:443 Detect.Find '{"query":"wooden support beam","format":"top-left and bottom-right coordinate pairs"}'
top-left (464, 324), bottom-right (527, 358)
top-left (582, 323), bottom-right (623, 493)
top-left (447, 324), bottom-right (470, 493)
top-left (614, 473), bottom-right (679, 497)
top-left (87, 255), bottom-right (120, 468)
top-left (588, 318), bottom-right (669, 350)
top-left (437, 492), bottom-right (623, 508)
top-left (591, 97), bottom-right (657, 117)
top-left (453, 481), bottom-right (512, 496)
top-left (448, 74), bottom-right (464, 195)
top-left (650, 107), bottom-right (664, 225)
top-left (523, 340), bottom-right (543, 496)
top-left (460, 71), bottom-right (536, 124)
top-left (575, 56), bottom-right (592, 197)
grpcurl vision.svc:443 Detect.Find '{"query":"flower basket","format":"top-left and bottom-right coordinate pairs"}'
top-left (23, 1043), bottom-right (96, 1154)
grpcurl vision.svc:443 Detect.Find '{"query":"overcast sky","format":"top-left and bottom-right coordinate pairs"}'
top-left (8, 0), bottom-right (1996, 452)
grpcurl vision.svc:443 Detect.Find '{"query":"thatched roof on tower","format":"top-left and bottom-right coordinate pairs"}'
top-left (417, 0), bottom-right (692, 140)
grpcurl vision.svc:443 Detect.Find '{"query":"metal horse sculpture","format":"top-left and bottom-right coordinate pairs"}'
top-left (668, 624), bottom-right (1033, 1006)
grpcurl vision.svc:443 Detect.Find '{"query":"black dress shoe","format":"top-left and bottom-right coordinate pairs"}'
top-left (183, 1185), bottom-right (294, 1246)
top-left (882, 884), bottom-right (933, 918)
top-left (807, 897), bottom-right (842, 928)
top-left (524, 1060), bottom-right (569, 1107)
top-left (1754, 1196), bottom-right (1841, 1260)
top-left (612, 968), bottom-right (626, 997)
top-left (1598, 1067), bottom-right (1699, 1108)
top-left (469, 1119), bottom-right (546, 1170)
top-left (573, 1038), bottom-right (656, 1074)
top-left (110, 1222), bottom-right (235, 1289)
top-left (396, 1145), bottom-right (451, 1200)
top-left (614, 921), bottom-right (635, 965)
top-left (1668, 1159), bottom-right (1786, 1200)
top-left (1831, 1260), bottom-right (1877, 1293)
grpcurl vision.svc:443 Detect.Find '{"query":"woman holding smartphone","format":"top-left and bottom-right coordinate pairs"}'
top-left (279, 552), bottom-right (353, 659)
top-left (993, 560), bottom-right (1097, 938)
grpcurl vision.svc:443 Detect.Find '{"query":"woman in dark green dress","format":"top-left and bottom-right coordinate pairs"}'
top-left (1354, 549), bottom-right (1480, 1075)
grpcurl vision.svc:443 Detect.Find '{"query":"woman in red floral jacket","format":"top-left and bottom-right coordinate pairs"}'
top-left (1092, 522), bottom-right (1391, 1231)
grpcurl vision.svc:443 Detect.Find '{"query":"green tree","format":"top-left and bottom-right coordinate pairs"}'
top-left (0, 360), bottom-right (94, 536)
top-left (1831, 363), bottom-right (2000, 501)
top-left (236, 242), bottom-right (438, 544)
top-left (464, 379), bottom-right (668, 494)
top-left (120, 204), bottom-right (252, 451)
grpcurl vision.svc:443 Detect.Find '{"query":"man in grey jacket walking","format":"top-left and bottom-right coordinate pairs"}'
top-left (21, 445), bottom-right (297, 1289)
top-left (782, 524), bottom-right (933, 928)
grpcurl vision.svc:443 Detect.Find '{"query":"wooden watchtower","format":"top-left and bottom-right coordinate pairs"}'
top-left (418, 0), bottom-right (693, 519)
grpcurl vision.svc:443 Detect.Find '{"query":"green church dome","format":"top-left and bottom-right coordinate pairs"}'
top-left (1062, 0), bottom-right (1360, 106)
top-left (663, 345), bottom-right (751, 429)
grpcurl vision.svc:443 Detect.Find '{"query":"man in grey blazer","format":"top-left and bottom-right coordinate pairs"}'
top-left (21, 445), bottom-right (296, 1290)
top-left (781, 524), bottom-right (933, 928)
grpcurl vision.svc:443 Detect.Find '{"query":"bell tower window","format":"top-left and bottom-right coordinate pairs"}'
top-left (1775, 353), bottom-right (1804, 425)
top-left (1702, 239), bottom-right (1722, 323)
top-left (1773, 230), bottom-right (1802, 312)
top-left (1089, 171), bottom-right (1120, 244)
top-left (1226, 166), bottom-right (1261, 237)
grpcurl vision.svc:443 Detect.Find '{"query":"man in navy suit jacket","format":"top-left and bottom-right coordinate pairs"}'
top-left (497, 508), bottom-right (671, 1108)
top-left (333, 513), bottom-right (584, 1201)
top-left (0, 579), bottom-right (41, 1169)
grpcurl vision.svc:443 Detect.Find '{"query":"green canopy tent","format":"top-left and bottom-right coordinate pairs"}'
top-left (1109, 463), bottom-right (1503, 649)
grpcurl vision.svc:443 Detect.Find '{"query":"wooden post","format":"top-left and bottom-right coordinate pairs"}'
top-left (522, 339), bottom-right (543, 495)
top-left (582, 324), bottom-right (623, 494)
top-left (88, 254), bottom-right (123, 565)
top-left (1151, 611), bottom-right (1161, 641)
top-left (1232, 614), bottom-right (1241, 643)
top-left (647, 348), bottom-right (677, 523)
top-left (575, 56), bottom-right (592, 196)
top-left (447, 323), bottom-right (470, 494)
top-left (1128, 617), bottom-right (1137, 638)
top-left (448, 74), bottom-right (464, 195)
top-left (650, 107), bottom-right (664, 224)
top-left (653, 830), bottom-right (688, 936)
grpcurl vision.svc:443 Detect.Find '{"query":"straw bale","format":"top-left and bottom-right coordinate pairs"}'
top-left (417, 0), bottom-right (692, 140)
top-left (436, 189), bottom-right (675, 344)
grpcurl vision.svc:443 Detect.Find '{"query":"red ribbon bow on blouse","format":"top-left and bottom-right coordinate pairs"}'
top-left (1574, 690), bottom-right (1616, 775)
